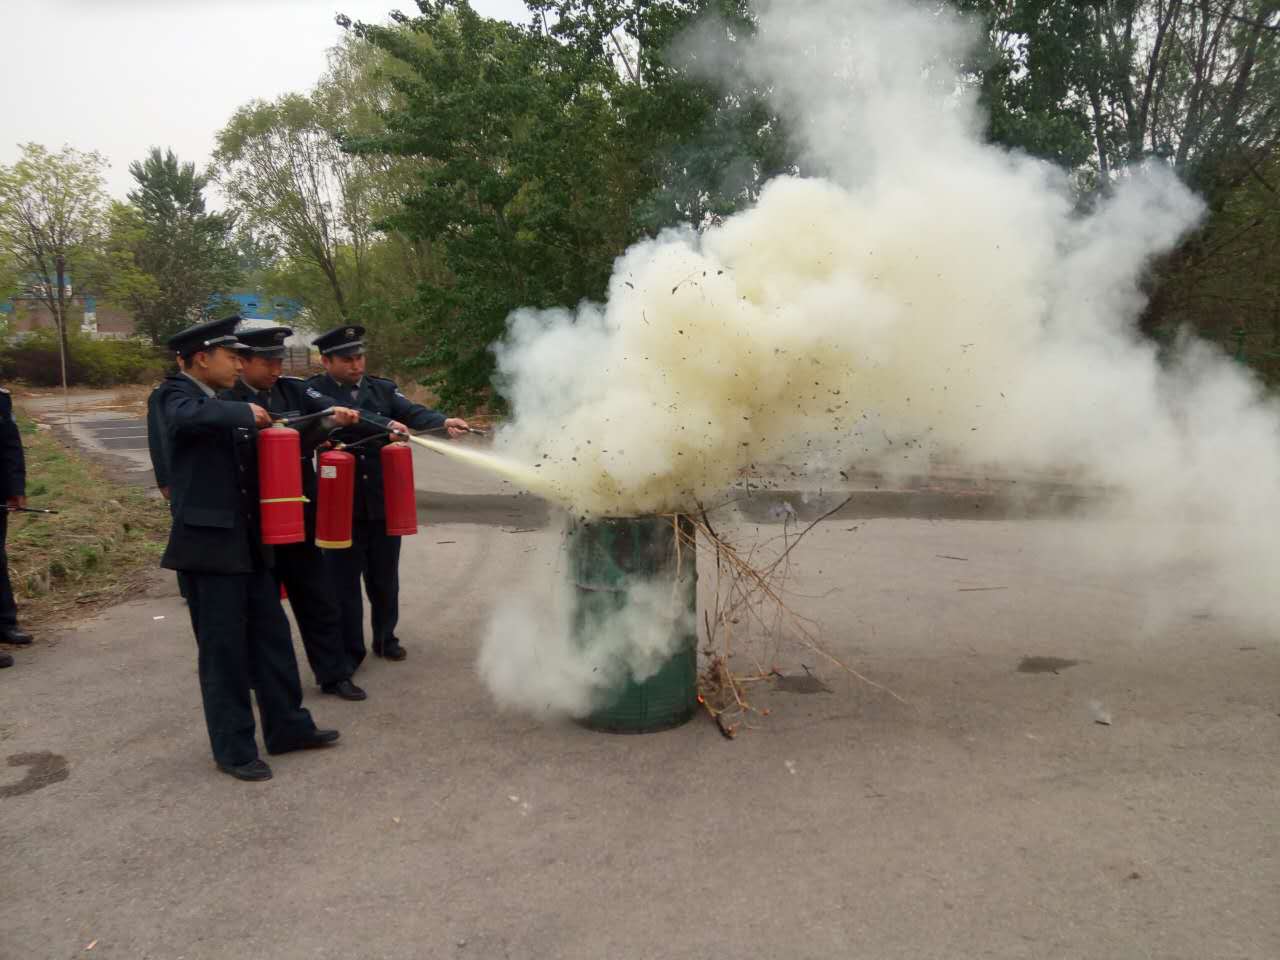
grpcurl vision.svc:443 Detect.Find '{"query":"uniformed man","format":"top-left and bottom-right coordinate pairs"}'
top-left (147, 353), bottom-right (197, 613)
top-left (157, 316), bottom-right (338, 782)
top-left (146, 347), bottom-right (196, 501)
top-left (225, 325), bottom-right (368, 701)
top-left (147, 367), bottom-right (173, 500)
top-left (306, 325), bottom-right (470, 665)
top-left (0, 383), bottom-right (31, 670)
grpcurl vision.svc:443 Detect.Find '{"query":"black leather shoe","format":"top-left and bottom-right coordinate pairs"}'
top-left (269, 729), bottom-right (340, 755)
top-left (321, 679), bottom-right (367, 701)
top-left (374, 643), bottom-right (407, 661)
top-left (1, 629), bottom-right (32, 646)
top-left (301, 729), bottom-right (340, 748)
top-left (0, 651), bottom-right (13, 669)
top-left (217, 758), bottom-right (273, 781)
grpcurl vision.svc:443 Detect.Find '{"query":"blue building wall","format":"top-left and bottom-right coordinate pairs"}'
top-left (2, 290), bottom-right (302, 328)
top-left (214, 293), bottom-right (301, 322)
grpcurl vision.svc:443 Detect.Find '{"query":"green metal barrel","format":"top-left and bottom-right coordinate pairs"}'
top-left (568, 515), bottom-right (698, 733)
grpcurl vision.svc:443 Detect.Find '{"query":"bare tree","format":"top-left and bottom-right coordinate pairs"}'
top-left (0, 143), bottom-right (109, 363)
top-left (213, 93), bottom-right (378, 323)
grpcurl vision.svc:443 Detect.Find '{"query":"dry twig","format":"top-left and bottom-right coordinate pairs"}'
top-left (669, 498), bottom-right (907, 737)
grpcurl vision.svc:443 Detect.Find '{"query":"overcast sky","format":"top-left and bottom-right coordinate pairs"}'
top-left (1, 0), bottom-right (533, 201)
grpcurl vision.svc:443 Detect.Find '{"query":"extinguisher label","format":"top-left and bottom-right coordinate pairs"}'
top-left (320, 465), bottom-right (338, 479)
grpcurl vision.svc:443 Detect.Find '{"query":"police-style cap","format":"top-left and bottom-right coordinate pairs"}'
top-left (313, 325), bottom-right (366, 357)
top-left (166, 316), bottom-right (243, 355)
top-left (235, 325), bottom-right (293, 359)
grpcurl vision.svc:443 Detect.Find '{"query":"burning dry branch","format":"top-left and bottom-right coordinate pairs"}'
top-left (672, 498), bottom-right (906, 737)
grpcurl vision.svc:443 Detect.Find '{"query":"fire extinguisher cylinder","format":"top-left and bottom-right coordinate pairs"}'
top-left (316, 449), bottom-right (356, 549)
top-left (258, 425), bottom-right (307, 545)
top-left (382, 442), bottom-right (418, 536)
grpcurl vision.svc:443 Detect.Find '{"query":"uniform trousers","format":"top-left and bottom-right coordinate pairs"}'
top-left (187, 567), bottom-right (316, 767)
top-left (273, 539), bottom-right (353, 686)
top-left (323, 518), bottom-right (402, 669)
top-left (0, 511), bottom-right (16, 630)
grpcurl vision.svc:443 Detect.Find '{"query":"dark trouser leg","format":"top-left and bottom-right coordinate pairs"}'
top-left (323, 528), bottom-right (369, 670)
top-left (0, 510), bottom-right (17, 630)
top-left (243, 567), bottom-right (316, 753)
top-left (364, 527), bottom-right (402, 652)
top-left (176, 572), bottom-right (198, 635)
top-left (275, 543), bottom-right (352, 687)
top-left (188, 572), bottom-right (258, 768)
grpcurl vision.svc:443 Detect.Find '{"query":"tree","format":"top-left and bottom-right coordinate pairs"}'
top-left (338, 2), bottom-right (636, 405)
top-left (528, 0), bottom-right (792, 227)
top-left (301, 0), bottom-right (1280, 397)
top-left (101, 148), bottom-right (241, 344)
top-left (0, 143), bottom-right (109, 366)
top-left (0, 247), bottom-right (21, 304)
top-left (1087, 1), bottom-right (1280, 341)
top-left (339, 0), bottom-right (788, 407)
top-left (213, 93), bottom-right (377, 327)
top-left (214, 34), bottom-right (447, 354)
top-left (953, 1), bottom-right (1106, 170)
top-left (953, 1), bottom-right (1280, 353)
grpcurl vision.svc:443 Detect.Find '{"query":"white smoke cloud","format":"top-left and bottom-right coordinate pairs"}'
top-left (480, 0), bottom-right (1280, 714)
top-left (478, 527), bottom-right (696, 718)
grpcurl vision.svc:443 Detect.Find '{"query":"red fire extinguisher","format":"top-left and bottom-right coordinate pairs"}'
top-left (315, 448), bottom-right (355, 549)
top-left (258, 424), bottom-right (306, 545)
top-left (382, 441), bottom-right (418, 536)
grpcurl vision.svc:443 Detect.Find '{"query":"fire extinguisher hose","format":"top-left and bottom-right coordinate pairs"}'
top-left (328, 421), bottom-right (562, 503)
top-left (271, 407), bottom-right (336, 428)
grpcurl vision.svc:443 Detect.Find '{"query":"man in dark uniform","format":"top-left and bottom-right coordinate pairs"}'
top-left (226, 325), bottom-right (368, 701)
top-left (157, 316), bottom-right (338, 781)
top-left (147, 369), bottom-right (173, 499)
top-left (0, 384), bottom-right (32, 669)
top-left (306, 325), bottom-right (470, 665)
top-left (147, 353), bottom-right (198, 611)
top-left (146, 347), bottom-right (195, 501)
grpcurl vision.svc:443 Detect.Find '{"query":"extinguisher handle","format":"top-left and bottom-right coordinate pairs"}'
top-left (349, 413), bottom-right (411, 440)
top-left (329, 430), bottom-right (391, 451)
top-left (273, 407), bottom-right (336, 427)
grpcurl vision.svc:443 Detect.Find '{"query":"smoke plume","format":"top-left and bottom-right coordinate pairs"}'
top-left (479, 0), bottom-right (1280, 714)
top-left (478, 555), bottom-right (695, 717)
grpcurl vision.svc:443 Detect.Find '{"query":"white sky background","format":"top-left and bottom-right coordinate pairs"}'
top-left (0, 0), bottom-right (534, 201)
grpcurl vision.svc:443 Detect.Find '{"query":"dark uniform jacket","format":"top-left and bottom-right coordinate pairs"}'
top-left (0, 389), bottom-right (25, 500)
top-left (146, 382), bottom-right (171, 490)
top-left (223, 377), bottom-right (344, 522)
top-left (156, 373), bottom-right (263, 574)
top-left (305, 374), bottom-right (445, 522)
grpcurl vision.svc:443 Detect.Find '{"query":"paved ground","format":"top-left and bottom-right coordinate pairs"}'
top-left (19, 388), bottom-right (160, 493)
top-left (1, 402), bottom-right (1278, 959)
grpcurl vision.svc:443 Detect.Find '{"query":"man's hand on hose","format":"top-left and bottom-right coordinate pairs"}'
top-left (444, 417), bottom-right (470, 439)
top-left (329, 406), bottom-right (360, 427)
top-left (387, 419), bottom-right (410, 440)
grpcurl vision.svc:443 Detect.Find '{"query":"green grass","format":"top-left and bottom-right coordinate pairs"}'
top-left (8, 415), bottom-right (170, 624)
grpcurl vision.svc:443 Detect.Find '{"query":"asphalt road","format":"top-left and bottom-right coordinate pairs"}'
top-left (2, 403), bottom-right (1277, 959)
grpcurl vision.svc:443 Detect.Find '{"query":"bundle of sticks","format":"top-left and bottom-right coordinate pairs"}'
top-left (672, 498), bottom-right (905, 739)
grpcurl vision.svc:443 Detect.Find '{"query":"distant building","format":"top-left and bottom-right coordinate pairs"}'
top-left (215, 293), bottom-right (310, 348)
top-left (0, 277), bottom-right (133, 338)
top-left (215, 292), bottom-right (302, 324)
top-left (2, 285), bottom-right (303, 342)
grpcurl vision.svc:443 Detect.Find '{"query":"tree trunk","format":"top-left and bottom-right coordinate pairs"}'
top-left (1132, 0), bottom-right (1181, 159)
